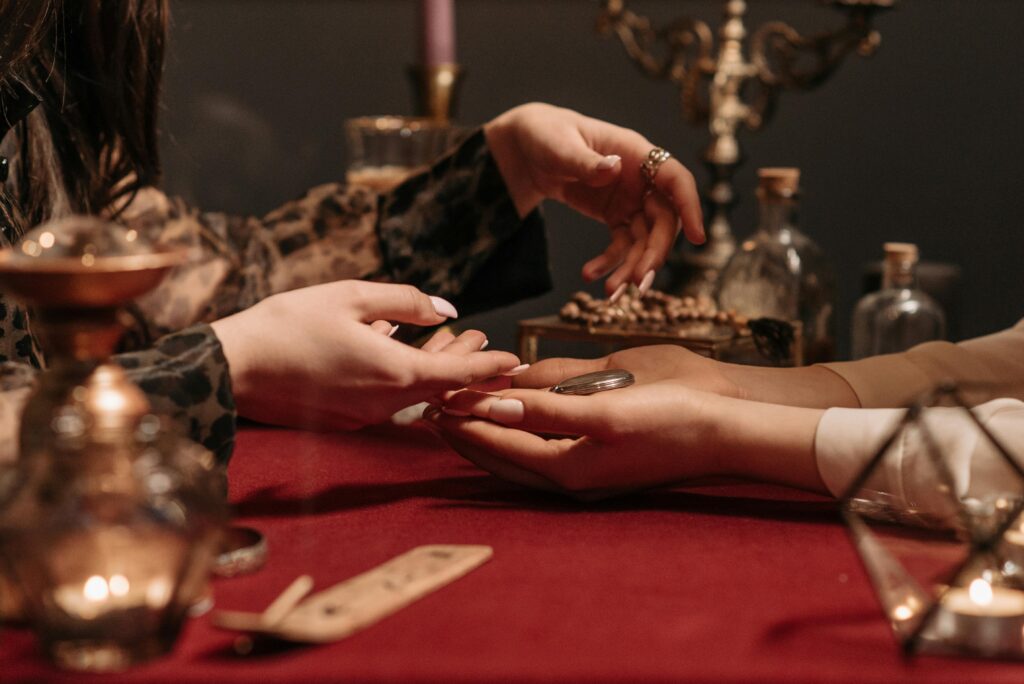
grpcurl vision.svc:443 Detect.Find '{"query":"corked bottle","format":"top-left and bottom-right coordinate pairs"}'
top-left (716, 168), bottom-right (836, 362)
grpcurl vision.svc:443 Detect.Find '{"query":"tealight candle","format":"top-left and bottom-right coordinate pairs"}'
top-left (928, 579), bottom-right (1024, 657)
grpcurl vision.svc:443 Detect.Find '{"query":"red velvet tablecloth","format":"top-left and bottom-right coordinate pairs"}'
top-left (4, 424), bottom-right (1024, 682)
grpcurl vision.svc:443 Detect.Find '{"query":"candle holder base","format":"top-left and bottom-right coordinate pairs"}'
top-left (407, 63), bottom-right (465, 122)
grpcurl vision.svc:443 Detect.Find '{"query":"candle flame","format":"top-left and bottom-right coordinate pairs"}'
top-left (83, 575), bottom-right (109, 602)
top-left (968, 578), bottom-right (994, 606)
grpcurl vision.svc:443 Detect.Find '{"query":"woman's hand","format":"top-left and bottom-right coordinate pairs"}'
top-left (484, 103), bottom-right (704, 298)
top-left (427, 383), bottom-right (827, 499)
top-left (510, 345), bottom-right (742, 398)
top-left (210, 280), bottom-right (522, 431)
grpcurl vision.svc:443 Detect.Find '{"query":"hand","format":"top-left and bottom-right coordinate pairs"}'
top-left (210, 280), bottom-right (522, 430)
top-left (484, 103), bottom-right (704, 297)
top-left (427, 382), bottom-right (826, 498)
top-left (427, 382), bottom-right (722, 499)
top-left (510, 345), bottom-right (741, 398)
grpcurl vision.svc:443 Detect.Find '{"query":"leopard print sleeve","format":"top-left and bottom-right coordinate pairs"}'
top-left (122, 126), bottom-right (550, 344)
top-left (0, 294), bottom-right (233, 465)
top-left (0, 127), bottom-right (549, 465)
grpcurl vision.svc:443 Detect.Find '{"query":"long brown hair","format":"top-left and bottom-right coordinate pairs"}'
top-left (0, 0), bottom-right (168, 237)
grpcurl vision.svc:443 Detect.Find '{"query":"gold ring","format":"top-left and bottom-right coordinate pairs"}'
top-left (641, 147), bottom-right (671, 188)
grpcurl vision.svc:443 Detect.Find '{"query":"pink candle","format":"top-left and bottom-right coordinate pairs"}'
top-left (419, 0), bottom-right (456, 65)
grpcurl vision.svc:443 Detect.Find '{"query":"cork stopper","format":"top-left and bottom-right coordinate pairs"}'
top-left (884, 242), bottom-right (919, 264)
top-left (757, 167), bottom-right (800, 198)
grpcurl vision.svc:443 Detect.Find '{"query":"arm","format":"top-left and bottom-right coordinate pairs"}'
top-left (430, 383), bottom-right (827, 497)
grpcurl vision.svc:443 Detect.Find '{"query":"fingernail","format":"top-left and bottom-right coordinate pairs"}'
top-left (442, 408), bottom-right (471, 417)
top-left (388, 324), bottom-right (399, 338)
top-left (609, 282), bottom-right (627, 303)
top-left (638, 270), bottom-right (655, 296)
top-left (490, 399), bottom-right (524, 424)
top-left (596, 154), bottom-right (621, 171)
top-left (479, 338), bottom-right (489, 351)
top-left (429, 296), bottom-right (459, 319)
top-left (503, 364), bottom-right (530, 376)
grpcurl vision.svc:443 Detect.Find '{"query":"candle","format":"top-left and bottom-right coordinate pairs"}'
top-left (942, 580), bottom-right (1024, 617)
top-left (928, 579), bottom-right (1024, 656)
top-left (420, 0), bottom-right (456, 65)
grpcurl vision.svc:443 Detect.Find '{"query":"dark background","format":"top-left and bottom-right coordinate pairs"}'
top-left (161, 0), bottom-right (1024, 359)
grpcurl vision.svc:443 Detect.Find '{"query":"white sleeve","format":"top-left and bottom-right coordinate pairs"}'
top-left (814, 398), bottom-right (1024, 522)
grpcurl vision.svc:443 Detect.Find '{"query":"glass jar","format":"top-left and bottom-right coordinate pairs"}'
top-left (851, 242), bottom-right (946, 359)
top-left (717, 168), bottom-right (837, 362)
top-left (0, 217), bottom-right (225, 671)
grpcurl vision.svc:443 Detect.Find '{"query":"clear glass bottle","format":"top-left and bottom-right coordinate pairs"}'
top-left (851, 242), bottom-right (946, 360)
top-left (717, 168), bottom-right (836, 362)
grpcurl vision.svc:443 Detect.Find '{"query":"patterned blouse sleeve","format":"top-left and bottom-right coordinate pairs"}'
top-left (0, 127), bottom-right (550, 465)
top-left (124, 127), bottom-right (550, 343)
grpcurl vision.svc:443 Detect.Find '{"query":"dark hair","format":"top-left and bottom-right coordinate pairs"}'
top-left (0, 0), bottom-right (168, 237)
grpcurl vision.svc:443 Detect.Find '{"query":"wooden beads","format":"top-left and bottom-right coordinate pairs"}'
top-left (559, 289), bottom-right (750, 335)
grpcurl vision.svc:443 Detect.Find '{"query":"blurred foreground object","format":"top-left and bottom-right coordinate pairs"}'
top-left (0, 217), bottom-right (225, 672)
top-left (840, 383), bottom-right (1024, 659)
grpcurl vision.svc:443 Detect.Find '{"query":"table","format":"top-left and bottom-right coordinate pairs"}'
top-left (4, 424), bottom-right (1023, 682)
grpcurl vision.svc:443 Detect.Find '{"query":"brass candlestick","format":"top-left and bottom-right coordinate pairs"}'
top-left (408, 63), bottom-right (465, 122)
top-left (598, 0), bottom-right (895, 296)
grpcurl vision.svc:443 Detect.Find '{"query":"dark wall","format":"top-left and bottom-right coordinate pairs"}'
top-left (161, 0), bottom-right (1024, 358)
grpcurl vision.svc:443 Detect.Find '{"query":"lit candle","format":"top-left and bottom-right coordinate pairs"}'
top-left (420, 0), bottom-right (456, 66)
top-left (942, 579), bottom-right (1024, 617)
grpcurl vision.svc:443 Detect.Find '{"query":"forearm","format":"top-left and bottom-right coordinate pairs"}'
top-left (719, 363), bottom-right (861, 409)
top-left (703, 393), bottom-right (828, 493)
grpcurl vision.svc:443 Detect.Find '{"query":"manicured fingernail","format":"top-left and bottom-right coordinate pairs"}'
top-left (479, 339), bottom-right (489, 351)
top-left (388, 324), bottom-right (399, 338)
top-left (429, 296), bottom-right (459, 319)
top-left (503, 364), bottom-right (530, 376)
top-left (489, 399), bottom-right (524, 424)
top-left (596, 154), bottom-right (621, 171)
top-left (638, 270), bottom-right (655, 295)
top-left (442, 408), bottom-right (471, 417)
top-left (609, 282), bottom-right (627, 303)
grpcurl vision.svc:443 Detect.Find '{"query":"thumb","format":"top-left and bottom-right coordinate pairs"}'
top-left (344, 281), bottom-right (458, 326)
top-left (545, 129), bottom-right (621, 187)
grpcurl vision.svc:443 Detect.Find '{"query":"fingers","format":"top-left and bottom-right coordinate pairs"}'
top-left (605, 213), bottom-right (648, 294)
top-left (582, 224), bottom-right (631, 285)
top-left (510, 356), bottom-right (608, 389)
top-left (653, 158), bottom-right (704, 245)
top-left (443, 388), bottom-right (612, 437)
top-left (369, 320), bottom-right (394, 336)
top-left (344, 281), bottom-right (459, 326)
top-left (439, 330), bottom-right (489, 355)
top-left (420, 350), bottom-right (523, 390)
top-left (421, 328), bottom-right (456, 352)
top-left (634, 192), bottom-right (680, 282)
top-left (424, 410), bottom-right (569, 494)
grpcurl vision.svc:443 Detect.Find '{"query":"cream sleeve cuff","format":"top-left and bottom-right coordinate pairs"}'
top-left (814, 399), bottom-right (1024, 524)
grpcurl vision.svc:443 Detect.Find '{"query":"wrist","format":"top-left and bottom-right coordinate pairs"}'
top-left (483, 111), bottom-right (543, 218)
top-left (210, 313), bottom-right (257, 414)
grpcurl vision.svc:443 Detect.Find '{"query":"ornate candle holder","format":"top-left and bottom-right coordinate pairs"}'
top-left (407, 63), bottom-right (465, 122)
top-left (0, 217), bottom-right (225, 671)
top-left (840, 383), bottom-right (1024, 659)
top-left (597, 0), bottom-right (895, 296)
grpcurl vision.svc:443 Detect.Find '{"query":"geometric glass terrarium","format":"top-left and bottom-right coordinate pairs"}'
top-left (840, 383), bottom-right (1024, 659)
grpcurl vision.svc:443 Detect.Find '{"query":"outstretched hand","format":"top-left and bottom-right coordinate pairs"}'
top-left (485, 103), bottom-right (704, 297)
top-left (211, 281), bottom-right (522, 431)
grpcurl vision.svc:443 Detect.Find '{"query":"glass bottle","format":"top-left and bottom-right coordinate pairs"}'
top-left (0, 217), bottom-right (225, 672)
top-left (851, 242), bottom-right (946, 360)
top-left (717, 168), bottom-right (837, 362)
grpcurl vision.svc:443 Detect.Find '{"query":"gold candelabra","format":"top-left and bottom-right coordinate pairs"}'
top-left (598, 0), bottom-right (895, 296)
